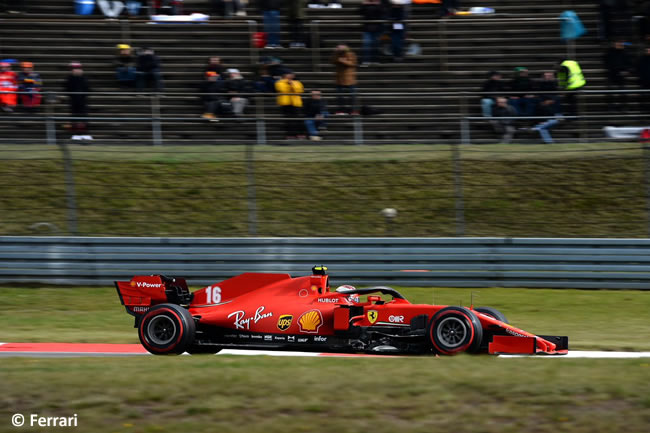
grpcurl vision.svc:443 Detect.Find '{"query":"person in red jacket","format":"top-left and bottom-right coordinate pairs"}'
top-left (0, 62), bottom-right (18, 113)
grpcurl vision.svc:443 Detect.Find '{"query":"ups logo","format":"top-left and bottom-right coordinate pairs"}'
top-left (277, 314), bottom-right (293, 331)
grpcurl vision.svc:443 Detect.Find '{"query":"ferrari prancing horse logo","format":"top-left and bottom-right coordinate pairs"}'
top-left (367, 310), bottom-right (378, 324)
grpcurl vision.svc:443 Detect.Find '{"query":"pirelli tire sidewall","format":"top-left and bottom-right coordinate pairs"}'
top-left (139, 303), bottom-right (196, 355)
top-left (428, 306), bottom-right (483, 355)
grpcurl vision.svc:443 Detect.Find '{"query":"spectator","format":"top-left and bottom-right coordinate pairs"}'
top-left (224, 68), bottom-right (252, 116)
top-left (64, 62), bottom-right (91, 133)
top-left (490, 96), bottom-right (517, 144)
top-left (360, 0), bottom-right (385, 66)
top-left (200, 71), bottom-right (228, 120)
top-left (0, 61), bottom-right (17, 113)
top-left (259, 0), bottom-right (282, 49)
top-left (480, 71), bottom-right (506, 117)
top-left (530, 98), bottom-right (563, 144)
top-left (536, 71), bottom-right (560, 112)
top-left (205, 56), bottom-right (225, 76)
top-left (604, 40), bottom-right (632, 111)
top-left (303, 90), bottom-right (329, 141)
top-left (331, 44), bottom-right (358, 115)
top-left (218, 0), bottom-right (246, 17)
top-left (388, 1), bottom-right (406, 62)
top-left (275, 71), bottom-right (305, 139)
top-left (136, 48), bottom-right (164, 94)
top-left (557, 59), bottom-right (586, 116)
top-left (288, 0), bottom-right (307, 48)
top-left (115, 44), bottom-right (136, 88)
top-left (509, 66), bottom-right (536, 117)
top-left (637, 47), bottom-right (650, 113)
top-left (17, 61), bottom-right (42, 110)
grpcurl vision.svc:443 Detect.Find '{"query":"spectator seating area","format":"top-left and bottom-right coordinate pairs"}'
top-left (0, 0), bottom-right (645, 144)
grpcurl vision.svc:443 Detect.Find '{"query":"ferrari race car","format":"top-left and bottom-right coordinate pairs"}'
top-left (115, 266), bottom-right (568, 356)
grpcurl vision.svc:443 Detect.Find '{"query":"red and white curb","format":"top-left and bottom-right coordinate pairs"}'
top-left (1, 342), bottom-right (650, 358)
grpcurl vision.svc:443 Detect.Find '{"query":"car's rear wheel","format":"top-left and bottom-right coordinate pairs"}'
top-left (139, 303), bottom-right (195, 355)
top-left (474, 306), bottom-right (509, 324)
top-left (429, 307), bottom-right (483, 355)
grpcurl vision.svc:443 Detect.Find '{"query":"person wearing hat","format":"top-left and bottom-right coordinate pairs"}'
top-left (0, 61), bottom-right (18, 113)
top-left (17, 62), bottom-right (42, 110)
top-left (115, 44), bottom-right (136, 88)
top-left (63, 62), bottom-right (91, 133)
top-left (224, 68), bottom-right (252, 117)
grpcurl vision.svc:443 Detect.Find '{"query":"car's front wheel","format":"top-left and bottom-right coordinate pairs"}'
top-left (429, 306), bottom-right (483, 355)
top-left (138, 304), bottom-right (196, 355)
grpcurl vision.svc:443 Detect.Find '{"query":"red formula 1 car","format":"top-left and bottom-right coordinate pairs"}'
top-left (115, 266), bottom-right (568, 356)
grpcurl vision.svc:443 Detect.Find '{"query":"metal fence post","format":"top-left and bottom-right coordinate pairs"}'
top-left (438, 19), bottom-right (448, 72)
top-left (245, 143), bottom-right (258, 235)
top-left (255, 94), bottom-right (267, 145)
top-left (311, 20), bottom-right (321, 72)
top-left (45, 104), bottom-right (57, 146)
top-left (151, 94), bottom-right (163, 145)
top-left (353, 115), bottom-right (364, 145)
top-left (451, 141), bottom-right (466, 236)
top-left (58, 142), bottom-right (78, 235)
top-left (644, 145), bottom-right (650, 237)
top-left (247, 20), bottom-right (260, 66)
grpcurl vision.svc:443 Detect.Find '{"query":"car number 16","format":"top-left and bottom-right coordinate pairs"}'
top-left (205, 286), bottom-right (222, 304)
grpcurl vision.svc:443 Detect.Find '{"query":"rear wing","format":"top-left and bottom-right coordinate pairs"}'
top-left (115, 275), bottom-right (193, 317)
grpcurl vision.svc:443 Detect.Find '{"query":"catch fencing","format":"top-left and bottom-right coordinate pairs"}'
top-left (2, 236), bottom-right (650, 288)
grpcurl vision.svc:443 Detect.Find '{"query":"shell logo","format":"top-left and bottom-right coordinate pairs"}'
top-left (298, 309), bottom-right (323, 333)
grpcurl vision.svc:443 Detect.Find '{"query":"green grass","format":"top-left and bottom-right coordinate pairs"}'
top-left (1, 286), bottom-right (649, 351)
top-left (1, 356), bottom-right (649, 433)
top-left (0, 143), bottom-right (648, 237)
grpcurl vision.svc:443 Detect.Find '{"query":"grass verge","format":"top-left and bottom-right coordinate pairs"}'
top-left (1, 356), bottom-right (649, 433)
top-left (0, 143), bottom-right (647, 237)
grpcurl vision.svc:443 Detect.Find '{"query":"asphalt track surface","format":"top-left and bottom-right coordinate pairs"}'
top-left (1, 342), bottom-right (650, 358)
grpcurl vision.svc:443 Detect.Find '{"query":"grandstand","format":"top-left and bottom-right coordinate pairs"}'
top-left (0, 0), bottom-right (645, 144)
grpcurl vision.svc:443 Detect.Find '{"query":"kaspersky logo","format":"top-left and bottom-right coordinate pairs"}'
top-left (277, 315), bottom-right (293, 331)
top-left (367, 310), bottom-right (378, 324)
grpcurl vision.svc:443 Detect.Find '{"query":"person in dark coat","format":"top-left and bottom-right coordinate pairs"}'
top-left (480, 71), bottom-right (506, 117)
top-left (64, 62), bottom-right (90, 133)
top-left (604, 40), bottom-right (632, 111)
top-left (205, 56), bottom-right (225, 77)
top-left (536, 71), bottom-right (561, 113)
top-left (360, 0), bottom-right (385, 66)
top-left (303, 90), bottom-right (329, 141)
top-left (136, 48), bottom-right (164, 93)
top-left (200, 71), bottom-right (229, 120)
top-left (224, 68), bottom-right (252, 116)
top-left (509, 66), bottom-right (536, 117)
top-left (115, 44), bottom-right (136, 88)
top-left (637, 47), bottom-right (650, 113)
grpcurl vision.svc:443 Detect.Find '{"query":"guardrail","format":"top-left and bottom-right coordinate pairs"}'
top-left (2, 236), bottom-right (650, 288)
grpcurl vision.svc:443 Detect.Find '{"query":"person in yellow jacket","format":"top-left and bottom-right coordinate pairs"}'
top-left (557, 59), bottom-right (586, 116)
top-left (275, 72), bottom-right (305, 139)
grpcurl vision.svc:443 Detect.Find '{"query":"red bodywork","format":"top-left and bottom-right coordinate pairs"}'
top-left (115, 268), bottom-right (568, 356)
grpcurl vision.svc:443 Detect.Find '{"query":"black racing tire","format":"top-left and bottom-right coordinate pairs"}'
top-left (428, 306), bottom-right (483, 355)
top-left (138, 303), bottom-right (196, 355)
top-left (475, 306), bottom-right (509, 324)
top-left (186, 345), bottom-right (222, 355)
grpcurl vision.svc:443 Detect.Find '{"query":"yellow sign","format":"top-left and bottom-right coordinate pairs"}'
top-left (367, 310), bottom-right (378, 324)
top-left (277, 315), bottom-right (293, 331)
top-left (298, 310), bottom-right (323, 333)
